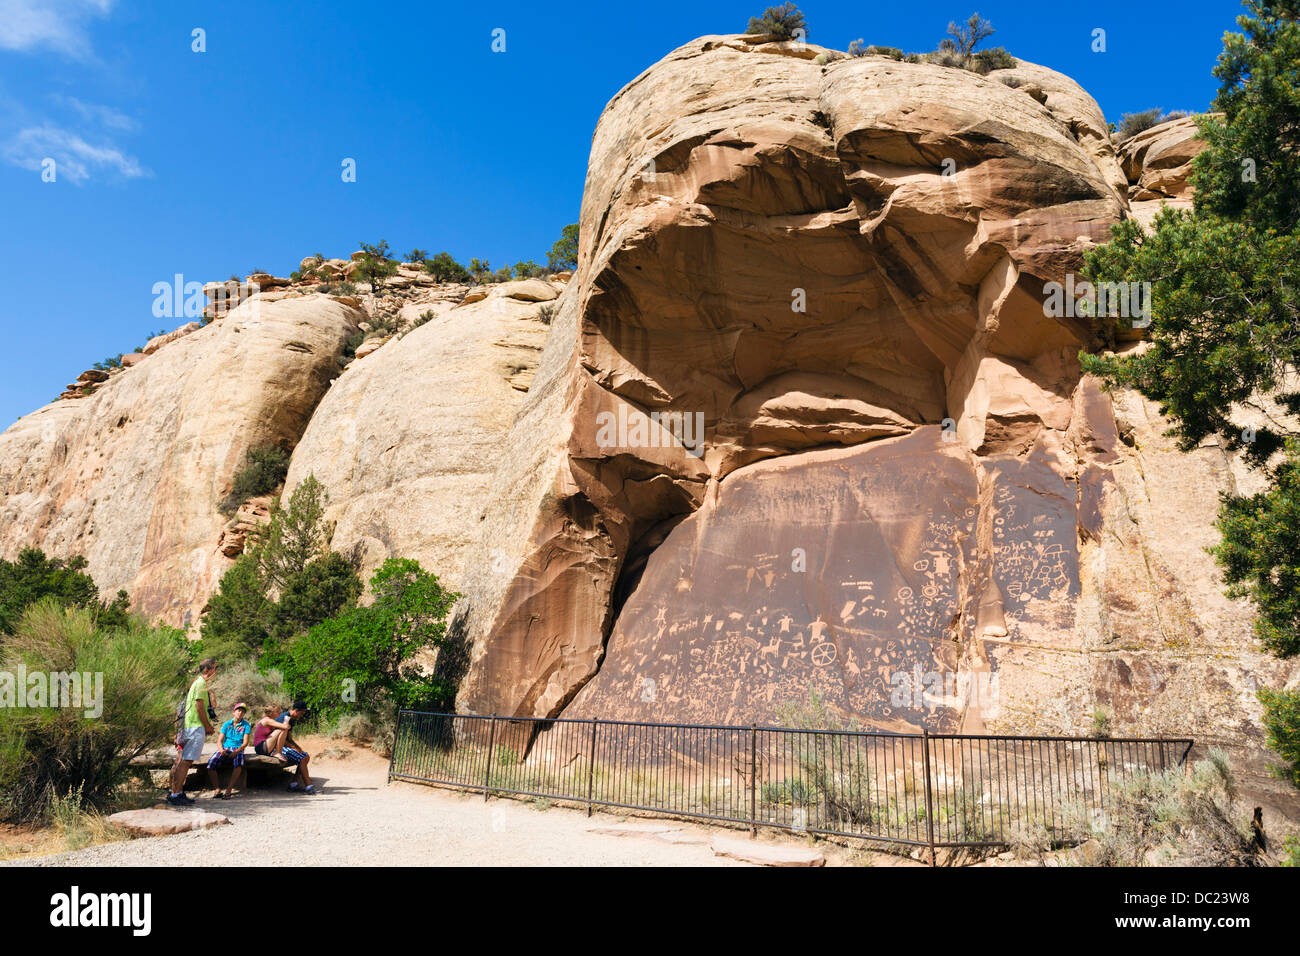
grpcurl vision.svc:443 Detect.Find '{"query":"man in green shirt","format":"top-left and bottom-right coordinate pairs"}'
top-left (168, 658), bottom-right (218, 806)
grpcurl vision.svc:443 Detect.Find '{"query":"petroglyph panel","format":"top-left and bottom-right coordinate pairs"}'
top-left (985, 452), bottom-right (1080, 640)
top-left (566, 429), bottom-right (982, 730)
top-left (564, 428), bottom-right (1093, 731)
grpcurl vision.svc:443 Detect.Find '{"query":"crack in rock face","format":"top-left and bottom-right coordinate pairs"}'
top-left (453, 36), bottom-right (1128, 725)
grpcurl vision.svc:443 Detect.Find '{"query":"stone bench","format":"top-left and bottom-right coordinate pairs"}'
top-left (131, 747), bottom-right (296, 790)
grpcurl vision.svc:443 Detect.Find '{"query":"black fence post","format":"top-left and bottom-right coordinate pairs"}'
top-left (922, 728), bottom-right (937, 867)
top-left (484, 715), bottom-right (498, 801)
top-left (387, 709), bottom-right (404, 784)
top-left (587, 717), bottom-right (598, 817)
top-left (749, 724), bottom-right (758, 838)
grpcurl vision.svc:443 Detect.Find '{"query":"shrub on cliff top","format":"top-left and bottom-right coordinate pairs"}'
top-left (546, 223), bottom-right (579, 272)
top-left (746, 3), bottom-right (807, 40)
top-left (354, 239), bottom-right (398, 292)
top-left (1116, 108), bottom-right (1193, 141)
top-left (424, 251), bottom-right (471, 284)
top-left (918, 12), bottom-right (1014, 75)
top-left (942, 12), bottom-right (995, 57)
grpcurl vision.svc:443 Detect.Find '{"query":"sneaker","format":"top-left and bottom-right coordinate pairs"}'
top-left (302, 785), bottom-right (317, 795)
top-left (288, 782), bottom-right (301, 792)
top-left (166, 793), bottom-right (195, 807)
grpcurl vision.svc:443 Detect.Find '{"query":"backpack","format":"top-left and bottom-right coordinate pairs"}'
top-left (172, 679), bottom-right (213, 738)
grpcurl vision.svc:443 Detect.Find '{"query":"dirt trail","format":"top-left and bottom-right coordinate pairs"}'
top-left (10, 740), bottom-right (861, 867)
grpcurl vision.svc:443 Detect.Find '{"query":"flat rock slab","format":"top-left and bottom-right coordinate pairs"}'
top-left (586, 822), bottom-right (683, 838)
top-left (709, 835), bottom-right (825, 867)
top-left (651, 830), bottom-right (711, 846)
top-left (107, 807), bottom-right (230, 837)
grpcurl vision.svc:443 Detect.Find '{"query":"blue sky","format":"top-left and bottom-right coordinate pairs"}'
top-left (0, 0), bottom-right (1244, 427)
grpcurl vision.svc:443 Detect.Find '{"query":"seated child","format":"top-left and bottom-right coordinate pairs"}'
top-left (206, 702), bottom-right (252, 799)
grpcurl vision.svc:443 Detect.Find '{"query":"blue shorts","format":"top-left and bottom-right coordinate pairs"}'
top-left (280, 747), bottom-right (306, 765)
top-left (207, 750), bottom-right (246, 770)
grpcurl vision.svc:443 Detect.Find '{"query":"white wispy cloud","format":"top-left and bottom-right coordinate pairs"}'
top-left (2, 124), bottom-right (148, 184)
top-left (50, 94), bottom-right (136, 132)
top-left (0, 0), bottom-right (115, 59)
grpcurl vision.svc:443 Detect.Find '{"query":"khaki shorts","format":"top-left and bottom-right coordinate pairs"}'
top-left (178, 726), bottom-right (205, 761)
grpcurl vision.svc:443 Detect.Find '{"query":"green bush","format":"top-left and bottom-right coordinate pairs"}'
top-left (914, 12), bottom-right (1012, 74)
top-left (0, 549), bottom-right (129, 636)
top-left (1070, 752), bottom-right (1260, 866)
top-left (199, 554), bottom-right (272, 661)
top-left (221, 444), bottom-right (291, 514)
top-left (513, 260), bottom-right (545, 279)
top-left (201, 475), bottom-right (351, 660)
top-left (271, 551), bottom-right (362, 642)
top-left (355, 240), bottom-right (398, 291)
top-left (275, 558), bottom-right (459, 721)
top-left (206, 657), bottom-right (285, 714)
top-left (1116, 108), bottom-right (1192, 141)
top-left (537, 303), bottom-right (557, 325)
top-left (745, 3), bottom-right (806, 40)
top-left (1258, 688), bottom-right (1300, 788)
top-left (970, 47), bottom-right (1015, 73)
top-left (0, 600), bottom-right (187, 822)
top-left (1283, 835), bottom-right (1300, 867)
top-left (873, 45), bottom-right (904, 59)
top-left (336, 280), bottom-right (358, 295)
top-left (1215, 444), bottom-right (1300, 658)
top-left (424, 251), bottom-right (471, 284)
top-left (546, 224), bottom-right (579, 271)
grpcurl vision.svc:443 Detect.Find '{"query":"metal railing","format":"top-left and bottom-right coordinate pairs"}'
top-left (388, 711), bottom-right (1193, 859)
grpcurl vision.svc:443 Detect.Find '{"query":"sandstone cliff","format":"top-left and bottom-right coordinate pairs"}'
top-left (0, 293), bottom-right (363, 626)
top-left (453, 35), bottom-right (1130, 718)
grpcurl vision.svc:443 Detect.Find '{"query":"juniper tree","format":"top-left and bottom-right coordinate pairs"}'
top-left (1080, 0), bottom-right (1300, 781)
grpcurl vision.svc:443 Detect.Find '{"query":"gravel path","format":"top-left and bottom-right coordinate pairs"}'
top-left (10, 741), bottom-right (835, 867)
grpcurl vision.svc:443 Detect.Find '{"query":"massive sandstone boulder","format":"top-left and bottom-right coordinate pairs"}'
top-left (453, 35), bottom-right (1129, 718)
top-left (448, 36), bottom-right (1298, 819)
top-left (0, 294), bottom-right (362, 627)
top-left (284, 283), bottom-right (556, 587)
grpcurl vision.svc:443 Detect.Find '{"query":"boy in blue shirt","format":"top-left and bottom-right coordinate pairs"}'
top-left (206, 702), bottom-right (252, 799)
